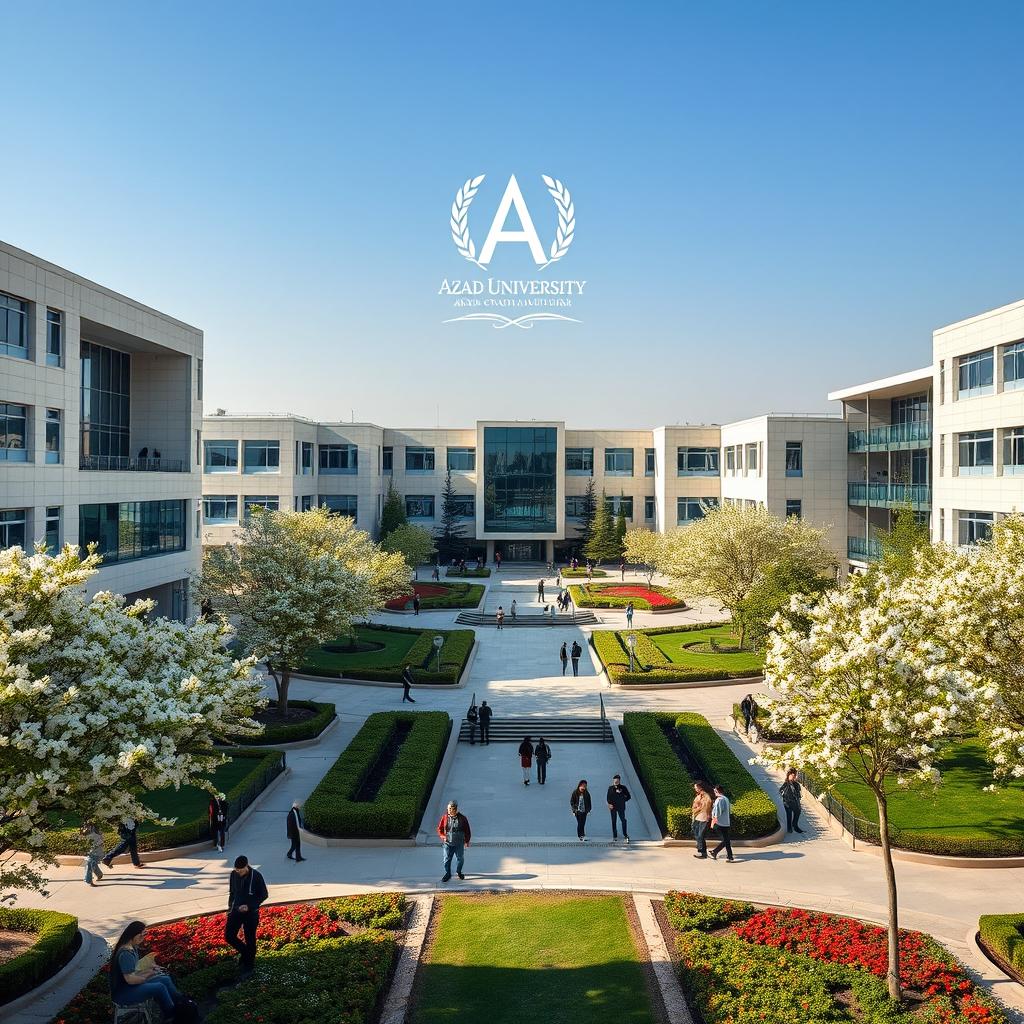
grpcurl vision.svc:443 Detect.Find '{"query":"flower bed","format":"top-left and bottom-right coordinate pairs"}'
top-left (665, 892), bottom-right (1003, 1024)
top-left (243, 700), bottom-right (336, 745)
top-left (568, 583), bottom-right (685, 610)
top-left (385, 581), bottom-right (484, 610)
top-left (304, 711), bottom-right (450, 837)
top-left (53, 894), bottom-right (404, 1024)
top-left (978, 913), bottom-right (1024, 980)
top-left (0, 908), bottom-right (79, 1005)
top-left (621, 711), bottom-right (778, 839)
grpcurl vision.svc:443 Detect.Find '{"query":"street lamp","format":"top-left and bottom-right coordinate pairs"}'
top-left (433, 635), bottom-right (444, 672)
top-left (626, 632), bottom-right (637, 673)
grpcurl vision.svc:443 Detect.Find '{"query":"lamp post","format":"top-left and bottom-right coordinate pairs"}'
top-left (433, 635), bottom-right (444, 672)
top-left (626, 632), bottom-right (637, 673)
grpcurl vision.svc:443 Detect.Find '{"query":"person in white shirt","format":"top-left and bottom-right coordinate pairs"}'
top-left (709, 785), bottom-right (734, 862)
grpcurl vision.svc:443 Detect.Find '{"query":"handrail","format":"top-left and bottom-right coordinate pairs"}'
top-left (80, 454), bottom-right (188, 472)
top-left (847, 482), bottom-right (931, 505)
top-left (848, 421), bottom-right (932, 451)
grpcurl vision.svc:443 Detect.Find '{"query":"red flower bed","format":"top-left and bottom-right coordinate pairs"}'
top-left (601, 585), bottom-right (678, 608)
top-left (385, 583), bottom-right (448, 610)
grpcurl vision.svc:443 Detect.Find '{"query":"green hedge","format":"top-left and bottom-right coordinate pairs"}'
top-left (561, 568), bottom-right (608, 578)
top-left (240, 700), bottom-right (336, 745)
top-left (567, 583), bottom-right (685, 611)
top-left (304, 711), bottom-right (450, 837)
top-left (621, 711), bottom-right (778, 839)
top-left (40, 749), bottom-right (285, 855)
top-left (592, 625), bottom-right (750, 685)
top-left (391, 583), bottom-right (484, 609)
top-left (979, 913), bottom-right (1024, 976)
top-left (445, 567), bottom-right (491, 578)
top-left (0, 907), bottom-right (79, 1004)
top-left (731, 702), bottom-right (800, 743)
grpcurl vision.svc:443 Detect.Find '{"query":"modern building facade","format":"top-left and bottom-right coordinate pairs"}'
top-left (0, 242), bottom-right (202, 618)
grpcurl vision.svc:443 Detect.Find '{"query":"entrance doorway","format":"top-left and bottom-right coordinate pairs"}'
top-left (496, 541), bottom-right (544, 562)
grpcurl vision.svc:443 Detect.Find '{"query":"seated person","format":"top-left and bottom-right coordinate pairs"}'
top-left (109, 920), bottom-right (182, 1018)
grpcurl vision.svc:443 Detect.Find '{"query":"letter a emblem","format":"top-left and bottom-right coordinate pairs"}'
top-left (477, 175), bottom-right (547, 268)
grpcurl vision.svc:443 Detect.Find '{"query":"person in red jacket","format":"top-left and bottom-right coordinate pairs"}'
top-left (437, 800), bottom-right (471, 882)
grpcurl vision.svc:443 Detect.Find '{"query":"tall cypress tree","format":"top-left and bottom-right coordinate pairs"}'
top-left (614, 495), bottom-right (628, 556)
top-left (379, 483), bottom-right (407, 542)
top-left (436, 469), bottom-right (467, 561)
top-left (585, 490), bottom-right (619, 564)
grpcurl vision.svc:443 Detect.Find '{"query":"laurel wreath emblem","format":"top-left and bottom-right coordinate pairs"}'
top-left (450, 174), bottom-right (575, 270)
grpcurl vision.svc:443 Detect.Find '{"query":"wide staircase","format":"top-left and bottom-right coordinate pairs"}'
top-left (458, 714), bottom-right (612, 743)
top-left (455, 609), bottom-right (598, 627)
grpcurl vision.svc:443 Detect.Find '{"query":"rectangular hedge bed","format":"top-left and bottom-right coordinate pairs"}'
top-left (662, 892), bottom-right (1003, 1024)
top-left (621, 711), bottom-right (778, 838)
top-left (445, 567), bottom-right (491, 578)
top-left (568, 582), bottom-right (685, 610)
top-left (298, 624), bottom-right (474, 685)
top-left (41, 748), bottom-right (286, 855)
top-left (593, 623), bottom-right (762, 684)
top-left (304, 711), bottom-right (451, 838)
top-left (242, 699), bottom-right (336, 745)
top-left (560, 568), bottom-right (608, 577)
top-left (0, 908), bottom-right (79, 1006)
top-left (385, 581), bottom-right (485, 610)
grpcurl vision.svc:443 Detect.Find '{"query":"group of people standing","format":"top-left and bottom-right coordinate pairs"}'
top-left (558, 640), bottom-right (584, 675)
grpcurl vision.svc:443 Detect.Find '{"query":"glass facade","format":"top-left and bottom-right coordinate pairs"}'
top-left (0, 403), bottom-right (29, 461)
top-left (321, 495), bottom-right (358, 517)
top-left (484, 426), bottom-right (557, 533)
top-left (79, 500), bottom-right (186, 563)
top-left (0, 293), bottom-right (29, 359)
top-left (204, 440), bottom-right (239, 472)
top-left (80, 341), bottom-right (131, 461)
top-left (320, 443), bottom-right (357, 473)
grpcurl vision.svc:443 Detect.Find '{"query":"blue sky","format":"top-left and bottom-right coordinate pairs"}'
top-left (2, 2), bottom-right (1022, 427)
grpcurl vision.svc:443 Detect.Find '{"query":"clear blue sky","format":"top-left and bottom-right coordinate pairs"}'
top-left (2, 2), bottom-right (1022, 427)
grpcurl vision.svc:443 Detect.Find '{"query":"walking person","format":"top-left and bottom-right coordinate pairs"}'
top-left (570, 639), bottom-right (582, 677)
top-left (709, 785), bottom-right (735, 862)
top-left (518, 736), bottom-right (534, 785)
top-left (109, 921), bottom-right (184, 1018)
top-left (606, 775), bottom-right (631, 842)
top-left (620, 559), bottom-right (626, 581)
top-left (556, 569), bottom-right (561, 589)
top-left (467, 702), bottom-right (479, 745)
top-left (478, 700), bottom-right (492, 744)
top-left (739, 693), bottom-right (758, 735)
top-left (510, 598), bottom-right (517, 621)
top-left (82, 823), bottom-right (105, 886)
top-left (225, 855), bottom-right (269, 975)
top-left (286, 801), bottom-right (306, 861)
top-left (401, 664), bottom-right (417, 702)
top-left (559, 641), bottom-right (569, 675)
top-left (691, 781), bottom-right (713, 858)
top-left (570, 779), bottom-right (592, 841)
top-left (103, 818), bottom-right (143, 869)
top-left (625, 601), bottom-right (634, 628)
top-left (780, 769), bottom-right (805, 833)
top-left (437, 800), bottom-right (471, 882)
top-left (208, 793), bottom-right (229, 852)
top-left (538, 579), bottom-right (545, 602)
top-left (413, 593), bottom-right (421, 615)
top-left (535, 736), bottom-right (551, 784)
top-left (495, 551), bottom-right (502, 572)
top-left (586, 562), bottom-right (593, 582)
top-left (495, 606), bottom-right (504, 630)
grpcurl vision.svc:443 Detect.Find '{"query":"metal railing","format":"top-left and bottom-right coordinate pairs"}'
top-left (847, 535), bottom-right (883, 561)
top-left (848, 421), bottom-right (931, 451)
top-left (847, 482), bottom-right (931, 507)
top-left (80, 454), bottom-right (187, 472)
top-left (796, 769), bottom-right (880, 850)
top-left (599, 693), bottom-right (607, 739)
top-left (227, 752), bottom-right (287, 825)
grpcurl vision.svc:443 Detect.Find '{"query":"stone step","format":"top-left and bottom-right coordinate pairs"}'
top-left (457, 717), bottom-right (612, 742)
top-left (455, 610), bottom-right (598, 627)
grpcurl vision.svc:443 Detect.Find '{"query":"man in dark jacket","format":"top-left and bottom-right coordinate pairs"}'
top-left (478, 701), bottom-right (492, 744)
top-left (534, 737), bottom-right (552, 784)
top-left (103, 818), bottom-right (142, 869)
top-left (286, 801), bottom-right (306, 861)
top-left (570, 780), bottom-right (592, 841)
top-left (606, 774), bottom-right (632, 842)
top-left (740, 693), bottom-right (757, 734)
top-left (226, 855), bottom-right (268, 973)
top-left (437, 800), bottom-right (472, 881)
top-left (570, 640), bottom-right (582, 676)
top-left (401, 665), bottom-right (416, 703)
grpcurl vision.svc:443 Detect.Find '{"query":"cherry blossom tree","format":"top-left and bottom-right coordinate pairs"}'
top-left (758, 569), bottom-right (984, 1001)
top-left (200, 506), bottom-right (410, 716)
top-left (0, 544), bottom-right (264, 898)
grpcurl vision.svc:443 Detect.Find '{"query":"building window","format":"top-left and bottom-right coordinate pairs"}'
top-left (46, 309), bottom-right (63, 367)
top-left (204, 440), bottom-right (239, 472)
top-left (0, 508), bottom-right (27, 549)
top-left (382, 446), bottom-right (393, 473)
top-left (1003, 341), bottom-right (1024, 391)
top-left (785, 499), bottom-right (802, 518)
top-left (484, 427), bottom-right (557, 532)
top-left (79, 500), bottom-right (186, 562)
top-left (939, 434), bottom-right (945, 476)
top-left (644, 496), bottom-right (655, 521)
top-left (0, 403), bottom-right (29, 461)
top-left (785, 441), bottom-right (803, 477)
top-left (319, 443), bottom-right (357, 474)
top-left (957, 349), bottom-right (994, 399)
top-left (297, 441), bottom-right (314, 475)
top-left (243, 495), bottom-right (279, 518)
top-left (243, 440), bottom-right (280, 473)
top-left (677, 447), bottom-right (719, 476)
top-left (725, 446), bottom-right (735, 473)
top-left (958, 510), bottom-right (994, 546)
top-left (0, 293), bottom-right (29, 359)
top-left (80, 341), bottom-right (131, 463)
top-left (406, 494), bottom-right (435, 518)
top-left (45, 408), bottom-right (61, 463)
top-left (297, 494), bottom-right (314, 512)
top-left (565, 496), bottom-right (587, 518)
top-left (957, 430), bottom-right (994, 475)
top-left (1002, 427), bottom-right (1024, 475)
top-left (604, 448), bottom-right (634, 475)
top-left (451, 494), bottom-right (475, 517)
top-left (45, 506), bottom-right (61, 552)
top-left (939, 359), bottom-right (946, 404)
top-left (605, 495), bottom-right (634, 519)
top-left (321, 495), bottom-right (358, 518)
top-left (196, 357), bottom-right (203, 399)
top-left (678, 497), bottom-right (718, 524)
top-left (405, 446), bottom-right (435, 472)
top-left (565, 447), bottom-right (594, 475)
top-left (645, 448), bottom-right (655, 475)
top-left (745, 443), bottom-right (758, 473)
top-left (447, 446), bottom-right (476, 471)
top-left (203, 496), bottom-right (239, 524)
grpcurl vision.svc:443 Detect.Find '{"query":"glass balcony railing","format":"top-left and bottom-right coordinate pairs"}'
top-left (80, 455), bottom-right (188, 473)
top-left (848, 422), bottom-right (931, 451)
top-left (848, 535), bottom-right (883, 561)
top-left (847, 482), bottom-right (931, 508)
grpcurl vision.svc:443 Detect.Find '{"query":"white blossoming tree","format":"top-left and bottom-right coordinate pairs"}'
top-left (758, 569), bottom-right (983, 1001)
top-left (0, 544), bottom-right (264, 898)
top-left (200, 506), bottom-right (411, 716)
top-left (623, 528), bottom-right (666, 587)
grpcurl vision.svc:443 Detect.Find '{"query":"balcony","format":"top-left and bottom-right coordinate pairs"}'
top-left (80, 455), bottom-right (187, 473)
top-left (847, 482), bottom-right (931, 509)
top-left (848, 535), bottom-right (883, 561)
top-left (848, 422), bottom-right (931, 452)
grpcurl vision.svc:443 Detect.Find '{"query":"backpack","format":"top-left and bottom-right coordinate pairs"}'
top-left (467, 707), bottom-right (478, 722)
top-left (172, 994), bottom-right (201, 1024)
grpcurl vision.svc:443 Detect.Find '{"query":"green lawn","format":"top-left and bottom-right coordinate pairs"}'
top-left (411, 894), bottom-right (655, 1024)
top-left (300, 624), bottom-right (420, 673)
top-left (832, 736), bottom-right (1024, 842)
top-left (649, 624), bottom-right (763, 675)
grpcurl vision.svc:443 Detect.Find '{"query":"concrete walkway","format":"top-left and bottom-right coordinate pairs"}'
top-left (9, 567), bottom-right (1024, 1022)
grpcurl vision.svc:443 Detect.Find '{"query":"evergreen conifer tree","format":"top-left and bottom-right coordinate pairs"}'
top-left (585, 490), bottom-right (619, 564)
top-left (436, 469), bottom-right (467, 561)
top-left (379, 483), bottom-right (407, 542)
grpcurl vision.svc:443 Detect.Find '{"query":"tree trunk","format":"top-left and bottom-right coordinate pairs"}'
top-left (875, 792), bottom-right (903, 1002)
top-left (276, 666), bottom-right (292, 718)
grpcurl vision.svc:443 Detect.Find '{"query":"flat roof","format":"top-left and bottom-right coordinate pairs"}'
top-left (934, 296), bottom-right (1024, 335)
top-left (827, 366), bottom-right (933, 403)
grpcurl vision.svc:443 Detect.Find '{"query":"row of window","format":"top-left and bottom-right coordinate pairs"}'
top-left (724, 441), bottom-right (803, 476)
top-left (939, 427), bottom-right (1024, 476)
top-left (0, 402), bottom-right (62, 462)
top-left (0, 506), bottom-right (61, 551)
top-left (0, 291), bottom-right (64, 365)
top-left (942, 340), bottom-right (1024, 401)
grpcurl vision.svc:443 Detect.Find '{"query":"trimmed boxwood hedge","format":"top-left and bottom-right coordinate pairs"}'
top-left (0, 907), bottom-right (79, 1004)
top-left (979, 913), bottom-right (1024, 978)
top-left (445, 567), bottom-right (491, 578)
top-left (39, 748), bottom-right (286, 855)
top-left (561, 568), bottom-right (608, 578)
top-left (621, 711), bottom-right (778, 839)
top-left (304, 710), bottom-right (450, 838)
top-left (240, 700), bottom-right (336, 745)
